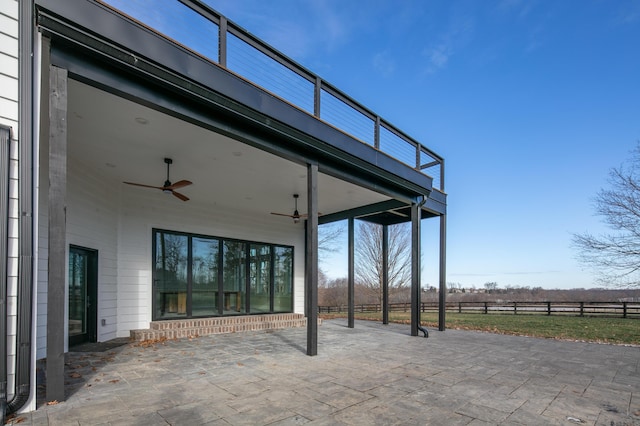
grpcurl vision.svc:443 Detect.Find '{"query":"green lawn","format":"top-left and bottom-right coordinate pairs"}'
top-left (319, 312), bottom-right (640, 345)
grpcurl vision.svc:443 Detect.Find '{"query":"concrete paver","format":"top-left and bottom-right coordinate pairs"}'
top-left (8, 319), bottom-right (640, 425)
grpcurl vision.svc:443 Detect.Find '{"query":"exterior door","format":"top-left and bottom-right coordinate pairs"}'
top-left (68, 246), bottom-right (98, 346)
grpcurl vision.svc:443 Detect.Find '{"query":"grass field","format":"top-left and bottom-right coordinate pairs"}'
top-left (319, 312), bottom-right (640, 346)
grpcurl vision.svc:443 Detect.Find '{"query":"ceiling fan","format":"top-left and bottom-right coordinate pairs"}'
top-left (123, 158), bottom-right (192, 201)
top-left (271, 194), bottom-right (320, 223)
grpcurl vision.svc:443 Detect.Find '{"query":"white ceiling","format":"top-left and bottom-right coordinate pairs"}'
top-left (66, 79), bottom-right (391, 217)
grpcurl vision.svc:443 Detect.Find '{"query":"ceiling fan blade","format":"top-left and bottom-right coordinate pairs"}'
top-left (123, 181), bottom-right (165, 190)
top-left (166, 180), bottom-right (192, 190)
top-left (270, 212), bottom-right (295, 218)
top-left (172, 191), bottom-right (189, 202)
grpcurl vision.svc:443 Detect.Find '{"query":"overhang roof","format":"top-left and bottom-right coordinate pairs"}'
top-left (36, 0), bottom-right (446, 224)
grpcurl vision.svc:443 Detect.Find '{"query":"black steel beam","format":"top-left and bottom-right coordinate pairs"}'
top-left (357, 207), bottom-right (440, 226)
top-left (410, 202), bottom-right (421, 337)
top-left (382, 224), bottom-right (389, 325)
top-left (218, 16), bottom-right (227, 68)
top-left (318, 199), bottom-right (408, 225)
top-left (306, 164), bottom-right (319, 356)
top-left (46, 65), bottom-right (68, 402)
top-left (439, 214), bottom-right (447, 331)
top-left (348, 217), bottom-right (354, 329)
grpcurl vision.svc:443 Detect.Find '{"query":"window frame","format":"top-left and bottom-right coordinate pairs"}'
top-left (152, 228), bottom-right (294, 320)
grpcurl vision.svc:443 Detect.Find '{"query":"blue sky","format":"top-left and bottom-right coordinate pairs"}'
top-left (204, 0), bottom-right (640, 289)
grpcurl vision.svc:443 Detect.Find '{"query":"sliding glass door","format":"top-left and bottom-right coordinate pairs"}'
top-left (250, 244), bottom-right (271, 313)
top-left (274, 246), bottom-right (293, 312)
top-left (152, 229), bottom-right (293, 320)
top-left (192, 237), bottom-right (219, 316)
top-left (223, 240), bottom-right (246, 314)
top-left (154, 232), bottom-right (188, 319)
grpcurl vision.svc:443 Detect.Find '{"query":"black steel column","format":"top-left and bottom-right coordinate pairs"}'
top-left (306, 163), bottom-right (318, 356)
top-left (347, 217), bottom-right (354, 328)
top-left (47, 65), bottom-right (68, 402)
top-left (438, 214), bottom-right (447, 331)
top-left (410, 202), bottom-right (421, 336)
top-left (218, 16), bottom-right (227, 67)
top-left (382, 224), bottom-right (389, 325)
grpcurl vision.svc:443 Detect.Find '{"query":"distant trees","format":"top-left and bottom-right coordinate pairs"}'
top-left (573, 143), bottom-right (640, 288)
top-left (484, 282), bottom-right (498, 292)
top-left (318, 277), bottom-right (348, 307)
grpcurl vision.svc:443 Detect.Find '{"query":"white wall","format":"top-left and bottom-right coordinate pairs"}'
top-left (0, 0), bottom-right (20, 403)
top-left (66, 160), bottom-right (120, 341)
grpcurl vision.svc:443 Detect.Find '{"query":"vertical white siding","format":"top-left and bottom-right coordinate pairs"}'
top-left (0, 0), bottom-right (20, 403)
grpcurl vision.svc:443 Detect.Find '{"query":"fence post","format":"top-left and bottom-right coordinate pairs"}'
top-left (623, 302), bottom-right (627, 318)
top-left (580, 302), bottom-right (584, 317)
top-left (458, 302), bottom-right (462, 314)
top-left (484, 302), bottom-right (488, 314)
top-left (514, 302), bottom-right (517, 315)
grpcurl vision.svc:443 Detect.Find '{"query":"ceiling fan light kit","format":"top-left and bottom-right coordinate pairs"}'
top-left (123, 157), bottom-right (192, 201)
top-left (271, 193), bottom-right (320, 223)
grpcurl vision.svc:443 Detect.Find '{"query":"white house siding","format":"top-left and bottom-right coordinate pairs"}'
top-left (0, 0), bottom-right (20, 403)
top-left (66, 160), bottom-right (120, 343)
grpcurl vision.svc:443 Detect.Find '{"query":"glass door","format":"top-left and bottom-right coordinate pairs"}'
top-left (192, 237), bottom-right (219, 316)
top-left (68, 246), bottom-right (98, 346)
top-left (250, 244), bottom-right (271, 313)
top-left (154, 231), bottom-right (188, 319)
top-left (223, 240), bottom-right (246, 314)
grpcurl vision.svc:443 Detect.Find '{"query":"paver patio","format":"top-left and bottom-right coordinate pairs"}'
top-left (9, 319), bottom-right (640, 425)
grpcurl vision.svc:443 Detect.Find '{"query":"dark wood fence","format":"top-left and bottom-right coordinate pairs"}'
top-left (318, 301), bottom-right (640, 319)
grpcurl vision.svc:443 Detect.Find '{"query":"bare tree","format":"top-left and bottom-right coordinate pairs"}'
top-left (573, 143), bottom-right (640, 288)
top-left (484, 281), bottom-right (498, 293)
top-left (355, 221), bottom-right (411, 305)
top-left (318, 222), bottom-right (345, 286)
top-left (319, 222), bottom-right (344, 261)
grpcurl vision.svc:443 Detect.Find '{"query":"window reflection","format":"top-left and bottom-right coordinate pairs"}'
top-left (193, 237), bottom-right (219, 316)
top-left (223, 240), bottom-right (246, 314)
top-left (274, 246), bottom-right (293, 312)
top-left (154, 232), bottom-right (188, 319)
top-left (250, 244), bottom-right (271, 313)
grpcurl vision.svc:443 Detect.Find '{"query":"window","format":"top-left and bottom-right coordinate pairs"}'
top-left (274, 246), bottom-right (293, 312)
top-left (223, 240), bottom-right (246, 314)
top-left (153, 229), bottom-right (293, 320)
top-left (250, 244), bottom-right (271, 313)
top-left (192, 237), bottom-right (219, 316)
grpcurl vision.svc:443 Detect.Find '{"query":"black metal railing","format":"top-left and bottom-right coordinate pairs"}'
top-left (100, 0), bottom-right (445, 191)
